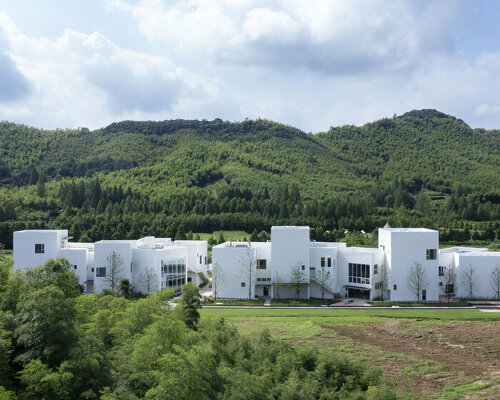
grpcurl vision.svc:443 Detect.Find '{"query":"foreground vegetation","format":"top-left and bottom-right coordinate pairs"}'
top-left (201, 308), bottom-right (500, 399)
top-left (0, 257), bottom-right (404, 399)
top-left (0, 109), bottom-right (499, 249)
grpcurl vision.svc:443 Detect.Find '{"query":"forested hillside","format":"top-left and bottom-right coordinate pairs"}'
top-left (0, 109), bottom-right (499, 247)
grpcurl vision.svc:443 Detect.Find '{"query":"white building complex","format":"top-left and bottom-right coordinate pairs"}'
top-left (13, 230), bottom-right (208, 294)
top-left (213, 226), bottom-right (500, 301)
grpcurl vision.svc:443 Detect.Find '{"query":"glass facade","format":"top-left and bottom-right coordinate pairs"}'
top-left (161, 258), bottom-right (186, 293)
top-left (348, 263), bottom-right (370, 284)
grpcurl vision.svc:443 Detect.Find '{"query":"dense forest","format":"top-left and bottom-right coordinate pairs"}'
top-left (0, 109), bottom-right (499, 248)
top-left (0, 256), bottom-right (400, 399)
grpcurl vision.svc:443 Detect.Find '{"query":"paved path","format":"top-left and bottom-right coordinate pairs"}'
top-left (202, 305), bottom-right (477, 310)
top-left (264, 298), bottom-right (271, 307)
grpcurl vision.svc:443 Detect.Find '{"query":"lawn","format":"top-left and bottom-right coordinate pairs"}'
top-left (194, 230), bottom-right (249, 242)
top-left (200, 308), bottom-right (500, 399)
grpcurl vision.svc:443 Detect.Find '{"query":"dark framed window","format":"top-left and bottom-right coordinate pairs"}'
top-left (374, 264), bottom-right (378, 275)
top-left (393, 284), bottom-right (397, 290)
top-left (348, 263), bottom-right (370, 284)
top-left (327, 257), bottom-right (332, 267)
top-left (301, 265), bottom-right (305, 270)
top-left (35, 243), bottom-right (44, 254)
top-left (438, 266), bottom-right (444, 276)
top-left (241, 282), bottom-right (246, 287)
top-left (320, 257), bottom-right (325, 267)
top-left (73, 265), bottom-right (77, 270)
top-left (426, 249), bottom-right (437, 260)
top-left (422, 290), bottom-right (427, 301)
top-left (256, 259), bottom-right (267, 269)
top-left (96, 267), bottom-right (106, 277)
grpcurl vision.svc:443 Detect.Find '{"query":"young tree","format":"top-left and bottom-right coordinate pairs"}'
top-left (211, 262), bottom-right (225, 301)
top-left (373, 264), bottom-right (389, 302)
top-left (273, 271), bottom-right (283, 299)
top-left (238, 248), bottom-right (255, 300)
top-left (461, 264), bottom-right (478, 299)
top-left (440, 268), bottom-right (457, 302)
top-left (104, 251), bottom-right (124, 293)
top-left (119, 279), bottom-right (133, 299)
top-left (179, 283), bottom-right (201, 330)
top-left (289, 262), bottom-right (306, 300)
top-left (315, 266), bottom-right (334, 301)
top-left (489, 265), bottom-right (500, 300)
top-left (140, 266), bottom-right (158, 294)
top-left (407, 262), bottom-right (428, 302)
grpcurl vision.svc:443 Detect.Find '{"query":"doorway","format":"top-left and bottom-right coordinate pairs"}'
top-left (263, 287), bottom-right (269, 297)
top-left (347, 287), bottom-right (370, 299)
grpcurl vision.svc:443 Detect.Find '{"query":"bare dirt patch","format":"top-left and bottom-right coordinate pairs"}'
top-left (322, 320), bottom-right (500, 398)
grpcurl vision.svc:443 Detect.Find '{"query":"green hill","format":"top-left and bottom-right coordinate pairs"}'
top-left (0, 109), bottom-right (499, 247)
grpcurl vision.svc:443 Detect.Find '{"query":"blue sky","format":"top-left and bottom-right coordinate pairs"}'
top-left (0, 0), bottom-right (499, 131)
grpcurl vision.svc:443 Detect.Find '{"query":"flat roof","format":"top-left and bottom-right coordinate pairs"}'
top-left (309, 242), bottom-right (346, 248)
top-left (15, 229), bottom-right (68, 233)
top-left (457, 251), bottom-right (500, 257)
top-left (380, 227), bottom-right (437, 233)
top-left (271, 226), bottom-right (309, 230)
top-left (440, 246), bottom-right (488, 254)
top-left (340, 246), bottom-right (384, 253)
top-left (95, 240), bottom-right (136, 244)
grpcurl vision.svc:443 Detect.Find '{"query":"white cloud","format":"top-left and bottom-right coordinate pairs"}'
top-left (114, 0), bottom-right (461, 75)
top-left (1, 3), bottom-right (500, 132)
top-left (0, 13), bottom-right (219, 128)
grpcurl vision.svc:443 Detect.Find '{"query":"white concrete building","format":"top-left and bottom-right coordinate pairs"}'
top-left (13, 230), bottom-right (208, 294)
top-left (212, 226), bottom-right (500, 301)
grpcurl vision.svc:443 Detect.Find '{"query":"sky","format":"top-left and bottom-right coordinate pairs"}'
top-left (0, 0), bottom-right (500, 132)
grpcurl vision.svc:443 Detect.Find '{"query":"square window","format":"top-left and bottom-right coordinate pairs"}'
top-left (426, 249), bottom-right (437, 260)
top-left (96, 267), bottom-right (106, 278)
top-left (301, 265), bottom-right (305, 270)
top-left (241, 282), bottom-right (246, 287)
top-left (73, 265), bottom-right (77, 270)
top-left (35, 243), bottom-right (44, 254)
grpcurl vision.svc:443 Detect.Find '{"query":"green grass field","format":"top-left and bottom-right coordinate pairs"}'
top-left (200, 307), bottom-right (500, 321)
top-left (200, 308), bottom-right (500, 399)
top-left (195, 231), bottom-right (249, 242)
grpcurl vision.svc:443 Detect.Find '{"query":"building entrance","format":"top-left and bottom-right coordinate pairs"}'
top-left (347, 287), bottom-right (370, 299)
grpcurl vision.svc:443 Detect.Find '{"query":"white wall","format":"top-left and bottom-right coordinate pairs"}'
top-left (59, 248), bottom-right (89, 286)
top-left (212, 244), bottom-right (256, 299)
top-left (132, 245), bottom-right (188, 294)
top-left (271, 226), bottom-right (310, 285)
top-left (13, 230), bottom-right (68, 271)
top-left (309, 245), bottom-right (340, 297)
top-left (380, 228), bottom-right (439, 302)
top-left (93, 240), bottom-right (135, 293)
top-left (456, 252), bottom-right (500, 299)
